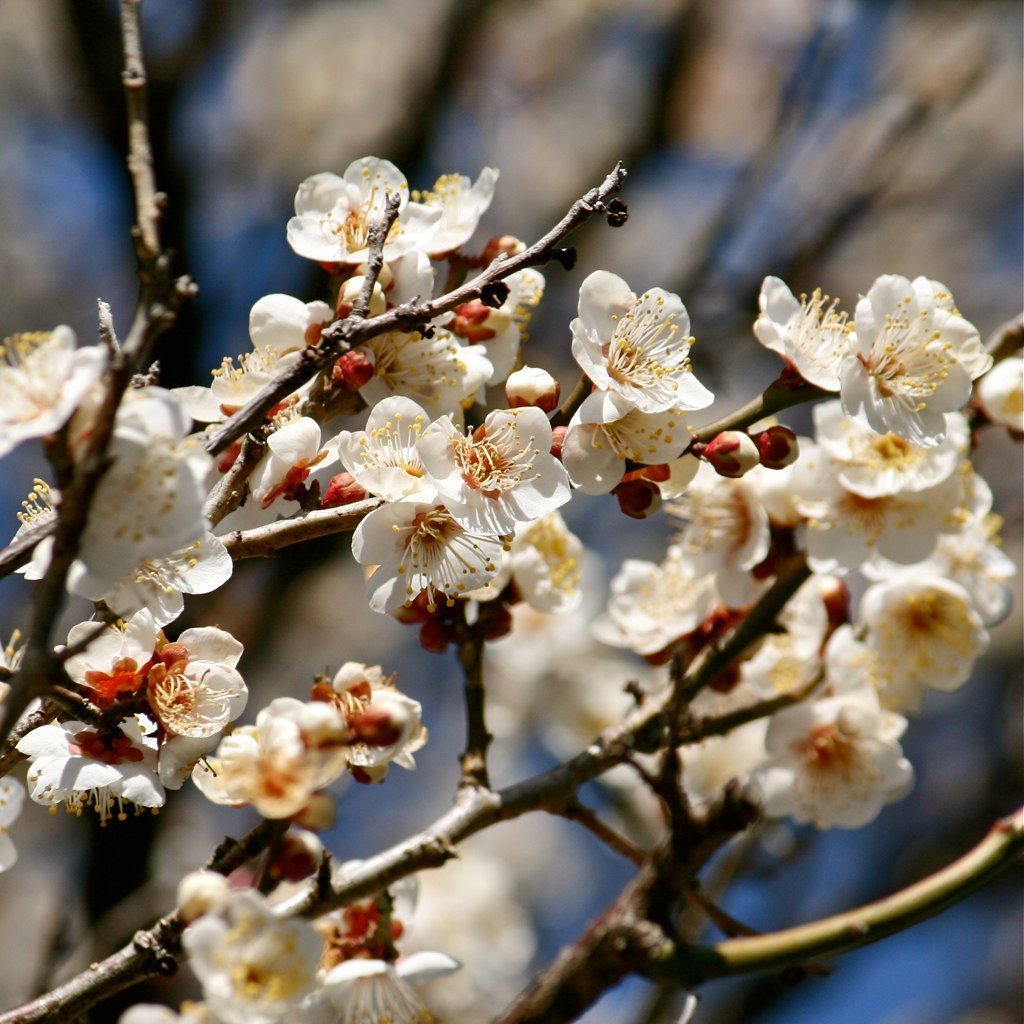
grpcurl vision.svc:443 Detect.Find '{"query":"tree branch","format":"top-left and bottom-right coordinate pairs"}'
top-left (457, 610), bottom-right (491, 789)
top-left (202, 162), bottom-right (629, 456)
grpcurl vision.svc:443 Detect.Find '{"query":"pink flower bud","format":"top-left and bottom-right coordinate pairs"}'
top-left (505, 366), bottom-right (560, 413)
top-left (481, 235), bottom-right (526, 263)
top-left (550, 426), bottom-right (568, 461)
top-left (450, 298), bottom-right (512, 342)
top-left (753, 425), bottom-right (799, 469)
top-left (704, 431), bottom-right (760, 478)
top-left (331, 347), bottom-right (375, 391)
top-left (320, 472), bottom-right (368, 508)
top-left (614, 478), bottom-right (663, 519)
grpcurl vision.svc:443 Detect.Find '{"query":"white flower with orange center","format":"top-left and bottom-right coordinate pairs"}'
top-left (813, 400), bottom-right (967, 498)
top-left (856, 575), bottom-right (988, 712)
top-left (183, 889), bottom-right (321, 1024)
top-left (754, 278), bottom-right (850, 390)
top-left (416, 166), bottom-right (499, 256)
top-left (562, 391), bottom-right (692, 495)
top-left (174, 346), bottom-right (288, 424)
top-left (757, 686), bottom-right (913, 829)
top-left (418, 407), bottom-right (571, 535)
top-left (839, 274), bottom-right (986, 446)
top-left (145, 626), bottom-right (247, 739)
top-left (592, 545), bottom-right (717, 657)
top-left (317, 662), bottom-right (427, 780)
top-left (251, 415), bottom-right (339, 514)
top-left (571, 270), bottom-right (713, 414)
top-left (17, 716), bottom-right (164, 823)
top-left (63, 609), bottom-right (158, 708)
top-left (286, 156), bottom-right (442, 266)
top-left (357, 327), bottom-right (493, 420)
top-left (0, 326), bottom-right (106, 459)
top-left (352, 499), bottom-right (506, 614)
top-left (667, 461), bottom-right (771, 606)
top-left (336, 396), bottom-right (435, 502)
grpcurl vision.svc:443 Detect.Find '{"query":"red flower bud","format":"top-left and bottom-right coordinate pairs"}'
top-left (450, 298), bottom-right (511, 343)
top-left (481, 235), bottom-right (526, 263)
top-left (268, 830), bottom-right (323, 883)
top-left (753, 425), bottom-right (800, 469)
top-left (614, 478), bottom-right (663, 519)
top-left (485, 604), bottom-right (514, 641)
top-left (703, 431), bottom-right (760, 478)
top-left (550, 426), bottom-right (568, 461)
top-left (351, 706), bottom-right (404, 748)
top-left (418, 618), bottom-right (452, 653)
top-left (331, 348), bottom-right (375, 391)
top-left (320, 472), bottom-right (368, 508)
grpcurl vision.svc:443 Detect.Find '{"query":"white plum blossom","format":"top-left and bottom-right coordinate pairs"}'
top-left (753, 277), bottom-right (849, 390)
top-left (592, 546), bottom-right (717, 656)
top-left (17, 716), bottom-right (164, 822)
top-left (680, 720), bottom-right (768, 808)
top-left (840, 275), bottom-right (987, 446)
top-left (251, 415), bottom-right (339, 514)
top-left (418, 406), bottom-right (571, 534)
top-left (145, 626), bottom-right (247, 739)
top-left (507, 511), bottom-right (584, 613)
top-left (352, 499), bottom-right (506, 614)
top-left (0, 326), bottom-right (106, 459)
top-left (667, 461), bottom-right (771, 606)
top-left (336, 396), bottom-right (435, 501)
top-left (174, 346), bottom-right (288, 424)
top-left (286, 157), bottom-right (442, 265)
top-left (193, 698), bottom-right (348, 817)
top-left (319, 662), bottom-right (427, 779)
top-left (183, 889), bottom-right (322, 1024)
top-left (316, 952), bottom-right (460, 1024)
top-left (562, 392), bottom-right (692, 495)
top-left (976, 355), bottom-right (1024, 432)
top-left (357, 327), bottom-right (492, 420)
top-left (417, 167), bottom-right (499, 255)
top-left (757, 686), bottom-right (913, 829)
top-left (0, 778), bottom-right (25, 872)
top-left (248, 292), bottom-right (334, 356)
top-left (63, 609), bottom-right (157, 708)
top-left (856, 575), bottom-right (989, 712)
top-left (812, 400), bottom-right (967, 498)
top-left (571, 270), bottom-right (713, 414)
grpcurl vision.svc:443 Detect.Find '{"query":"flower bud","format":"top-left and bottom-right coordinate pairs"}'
top-left (450, 298), bottom-right (512, 342)
top-left (481, 235), bottom-right (525, 263)
top-left (352, 693), bottom-right (414, 748)
top-left (485, 603), bottom-right (514, 641)
top-left (336, 276), bottom-right (386, 319)
top-left (331, 347), bottom-right (376, 391)
top-left (505, 366), bottom-right (560, 413)
top-left (550, 426), bottom-right (568, 461)
top-left (703, 431), bottom-right (760, 478)
top-left (753, 425), bottom-right (800, 470)
top-left (292, 792), bottom-right (336, 831)
top-left (419, 618), bottom-right (452, 653)
top-left (177, 869), bottom-right (231, 923)
top-left (614, 478), bottom-right (663, 519)
top-left (269, 829), bottom-right (323, 883)
top-left (819, 575), bottom-right (850, 628)
top-left (350, 763), bottom-right (389, 785)
top-left (320, 472), bottom-right (368, 508)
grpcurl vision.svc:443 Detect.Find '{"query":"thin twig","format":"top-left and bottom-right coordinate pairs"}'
top-left (457, 610), bottom-right (491, 789)
top-left (561, 800), bottom-right (647, 866)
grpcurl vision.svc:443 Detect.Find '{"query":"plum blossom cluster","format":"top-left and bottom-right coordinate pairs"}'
top-left (0, 148), bottom-right (1018, 1024)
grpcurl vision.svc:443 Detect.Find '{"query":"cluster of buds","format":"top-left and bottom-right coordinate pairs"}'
top-left (697, 425), bottom-right (800, 478)
top-left (613, 464), bottom-right (670, 520)
top-left (397, 590), bottom-right (514, 654)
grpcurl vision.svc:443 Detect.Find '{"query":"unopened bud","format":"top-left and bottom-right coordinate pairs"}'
top-left (351, 763), bottom-right (389, 785)
top-left (704, 431), bottom-right (760, 478)
top-left (614, 478), bottom-right (663, 519)
top-left (550, 426), bottom-right (568, 461)
top-left (320, 472), bottom-right (368, 508)
top-left (419, 618), bottom-right (452, 653)
top-left (177, 869), bottom-right (231, 923)
top-left (753, 425), bottom-right (800, 470)
top-left (292, 792), bottom-right (336, 831)
top-left (450, 298), bottom-right (512, 342)
top-left (352, 694), bottom-right (413, 748)
top-left (336, 276), bottom-right (386, 319)
top-left (269, 829), bottom-right (323, 883)
top-left (505, 366), bottom-right (560, 413)
top-left (819, 576), bottom-right (850, 628)
top-left (332, 347), bottom-right (376, 391)
top-left (394, 591), bottom-right (436, 625)
top-left (481, 235), bottom-right (525, 263)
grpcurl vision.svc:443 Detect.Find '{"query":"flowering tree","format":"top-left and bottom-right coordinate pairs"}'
top-left (0, 4), bottom-right (1021, 1023)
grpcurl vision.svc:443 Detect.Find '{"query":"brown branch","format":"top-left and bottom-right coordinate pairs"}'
top-left (689, 379), bottom-right (826, 446)
top-left (220, 498), bottom-right (382, 560)
top-left (457, 610), bottom-right (491, 789)
top-left (203, 162), bottom-right (629, 456)
top-left (561, 800), bottom-right (647, 866)
top-left (353, 194), bottom-right (402, 319)
top-left (202, 434), bottom-right (267, 526)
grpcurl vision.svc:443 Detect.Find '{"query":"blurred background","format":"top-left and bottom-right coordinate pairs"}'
top-left (0, 1), bottom-right (1020, 1021)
